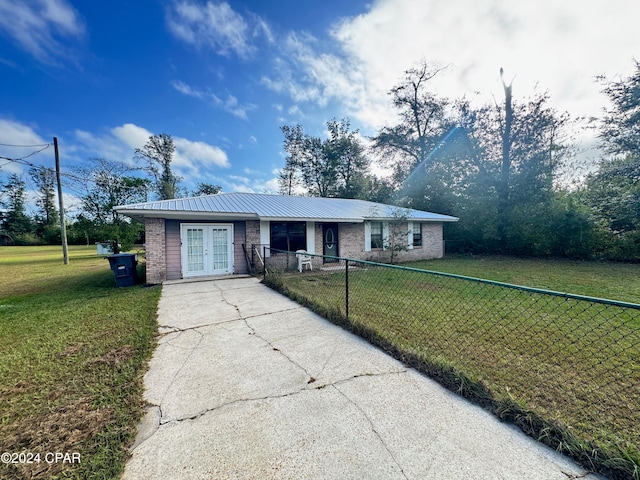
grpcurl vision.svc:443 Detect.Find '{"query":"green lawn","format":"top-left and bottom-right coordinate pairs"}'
top-left (266, 255), bottom-right (640, 480)
top-left (0, 245), bottom-right (161, 479)
top-left (408, 255), bottom-right (640, 303)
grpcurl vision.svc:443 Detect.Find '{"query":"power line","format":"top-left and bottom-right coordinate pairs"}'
top-left (0, 142), bottom-right (52, 147)
top-left (0, 145), bottom-right (52, 166)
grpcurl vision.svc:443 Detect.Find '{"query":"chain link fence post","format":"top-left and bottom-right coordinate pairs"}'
top-left (345, 259), bottom-right (349, 320)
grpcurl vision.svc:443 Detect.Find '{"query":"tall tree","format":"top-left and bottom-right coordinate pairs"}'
top-left (450, 88), bottom-right (574, 254)
top-left (135, 133), bottom-right (181, 200)
top-left (370, 61), bottom-right (452, 185)
top-left (597, 60), bottom-right (640, 157)
top-left (72, 158), bottom-right (149, 253)
top-left (497, 68), bottom-right (514, 248)
top-left (0, 173), bottom-right (33, 238)
top-left (584, 155), bottom-right (640, 235)
top-left (280, 119), bottom-right (370, 198)
top-left (30, 166), bottom-right (59, 241)
top-left (192, 183), bottom-right (222, 196)
top-left (326, 118), bottom-right (370, 198)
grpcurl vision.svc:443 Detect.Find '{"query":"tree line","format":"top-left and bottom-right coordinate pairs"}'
top-left (0, 134), bottom-right (220, 252)
top-left (278, 60), bottom-right (640, 261)
top-left (1, 59), bottom-right (638, 260)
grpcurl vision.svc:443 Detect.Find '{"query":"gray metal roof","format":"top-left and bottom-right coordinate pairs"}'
top-left (114, 192), bottom-right (458, 223)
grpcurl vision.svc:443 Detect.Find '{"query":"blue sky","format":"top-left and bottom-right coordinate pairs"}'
top-left (1, 0), bottom-right (639, 213)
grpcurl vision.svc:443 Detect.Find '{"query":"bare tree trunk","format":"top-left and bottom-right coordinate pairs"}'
top-left (497, 68), bottom-right (513, 252)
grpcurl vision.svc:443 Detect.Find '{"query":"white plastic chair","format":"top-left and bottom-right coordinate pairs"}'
top-left (296, 250), bottom-right (313, 273)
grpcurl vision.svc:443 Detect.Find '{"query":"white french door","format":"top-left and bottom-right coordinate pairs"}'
top-left (181, 223), bottom-right (234, 277)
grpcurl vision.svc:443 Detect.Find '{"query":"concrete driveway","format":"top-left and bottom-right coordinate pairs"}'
top-left (123, 276), bottom-right (603, 480)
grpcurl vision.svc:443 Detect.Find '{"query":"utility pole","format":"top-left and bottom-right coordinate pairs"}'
top-left (54, 137), bottom-right (69, 265)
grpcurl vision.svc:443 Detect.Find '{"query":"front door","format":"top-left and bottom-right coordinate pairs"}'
top-left (181, 223), bottom-right (234, 277)
top-left (323, 223), bottom-right (339, 263)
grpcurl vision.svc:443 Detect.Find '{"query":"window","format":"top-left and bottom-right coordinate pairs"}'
top-left (413, 223), bottom-right (422, 247)
top-left (370, 221), bottom-right (383, 249)
top-left (270, 222), bottom-right (307, 252)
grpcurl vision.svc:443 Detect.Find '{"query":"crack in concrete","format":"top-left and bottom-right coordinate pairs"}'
top-left (244, 317), bottom-right (314, 379)
top-left (157, 330), bottom-right (205, 420)
top-left (332, 383), bottom-right (410, 480)
top-left (159, 370), bottom-right (408, 426)
top-left (158, 317), bottom-right (241, 337)
top-left (159, 389), bottom-right (303, 426)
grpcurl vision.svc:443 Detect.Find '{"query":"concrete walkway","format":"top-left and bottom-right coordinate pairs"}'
top-left (123, 276), bottom-right (603, 480)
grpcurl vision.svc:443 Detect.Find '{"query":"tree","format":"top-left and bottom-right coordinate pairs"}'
top-left (135, 133), bottom-right (181, 200)
top-left (370, 61), bottom-right (452, 186)
top-left (582, 155), bottom-right (640, 259)
top-left (192, 183), bottom-right (222, 196)
top-left (497, 67), bottom-right (515, 249)
top-left (326, 118), bottom-right (369, 198)
top-left (597, 60), bottom-right (640, 158)
top-left (72, 158), bottom-right (149, 253)
top-left (30, 167), bottom-right (59, 242)
top-left (0, 173), bottom-right (33, 240)
top-left (454, 86), bottom-right (574, 254)
top-left (384, 208), bottom-right (412, 264)
top-left (279, 119), bottom-right (370, 198)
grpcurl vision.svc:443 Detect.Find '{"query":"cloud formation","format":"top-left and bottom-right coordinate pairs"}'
top-left (0, 0), bottom-right (84, 64)
top-left (0, 118), bottom-right (50, 174)
top-left (172, 80), bottom-right (256, 120)
top-left (263, 0), bottom-right (640, 132)
top-left (73, 123), bottom-right (230, 180)
top-left (166, 0), bottom-right (270, 59)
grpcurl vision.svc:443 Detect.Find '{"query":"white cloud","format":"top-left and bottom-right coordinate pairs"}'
top-left (173, 137), bottom-right (229, 173)
top-left (172, 80), bottom-right (256, 120)
top-left (264, 0), bottom-right (640, 132)
top-left (0, 0), bottom-right (84, 64)
top-left (73, 123), bottom-right (229, 182)
top-left (171, 80), bottom-right (204, 99)
top-left (0, 118), bottom-right (47, 146)
top-left (112, 123), bottom-right (153, 149)
top-left (0, 119), bottom-right (50, 174)
top-left (166, 0), bottom-right (269, 59)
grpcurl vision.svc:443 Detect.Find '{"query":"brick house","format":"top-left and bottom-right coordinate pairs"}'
top-left (114, 192), bottom-right (458, 283)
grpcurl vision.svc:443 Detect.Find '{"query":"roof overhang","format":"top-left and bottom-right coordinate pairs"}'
top-left (114, 208), bottom-right (259, 222)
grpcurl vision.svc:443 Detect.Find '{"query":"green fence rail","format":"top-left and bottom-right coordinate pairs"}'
top-left (263, 248), bottom-right (640, 480)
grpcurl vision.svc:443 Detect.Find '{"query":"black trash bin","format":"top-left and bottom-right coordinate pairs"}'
top-left (106, 254), bottom-right (138, 287)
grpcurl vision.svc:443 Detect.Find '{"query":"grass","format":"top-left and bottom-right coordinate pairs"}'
top-left (266, 254), bottom-right (640, 480)
top-left (0, 245), bottom-right (161, 479)
top-left (407, 255), bottom-right (640, 304)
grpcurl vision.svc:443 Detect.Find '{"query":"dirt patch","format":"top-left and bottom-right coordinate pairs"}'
top-left (87, 345), bottom-right (135, 367)
top-left (0, 396), bottom-right (113, 479)
top-left (58, 342), bottom-right (85, 357)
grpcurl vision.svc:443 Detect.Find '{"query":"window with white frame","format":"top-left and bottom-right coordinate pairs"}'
top-left (412, 222), bottom-right (422, 247)
top-left (370, 221), bottom-right (383, 249)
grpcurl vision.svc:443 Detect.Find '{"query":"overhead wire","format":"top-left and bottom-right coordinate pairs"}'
top-left (0, 142), bottom-right (52, 147)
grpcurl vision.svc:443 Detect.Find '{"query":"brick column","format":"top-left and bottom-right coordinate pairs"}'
top-left (145, 218), bottom-right (166, 284)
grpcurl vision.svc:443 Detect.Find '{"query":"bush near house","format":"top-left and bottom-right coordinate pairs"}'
top-left (0, 246), bottom-right (160, 479)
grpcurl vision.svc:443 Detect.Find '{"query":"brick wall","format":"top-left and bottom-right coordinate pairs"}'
top-left (245, 220), bottom-right (261, 248)
top-left (315, 221), bottom-right (444, 264)
top-left (365, 222), bottom-right (443, 263)
top-left (145, 218), bottom-right (166, 284)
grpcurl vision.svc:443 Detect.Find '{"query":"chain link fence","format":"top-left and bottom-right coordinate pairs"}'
top-left (262, 248), bottom-right (640, 480)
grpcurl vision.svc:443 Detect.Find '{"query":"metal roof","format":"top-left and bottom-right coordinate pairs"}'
top-left (114, 192), bottom-right (459, 223)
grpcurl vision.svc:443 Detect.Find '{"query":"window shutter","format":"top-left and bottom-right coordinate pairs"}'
top-left (306, 222), bottom-right (315, 254)
top-left (364, 221), bottom-right (371, 252)
top-left (260, 220), bottom-right (270, 257)
top-left (408, 222), bottom-right (414, 250)
top-left (382, 222), bottom-right (389, 251)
